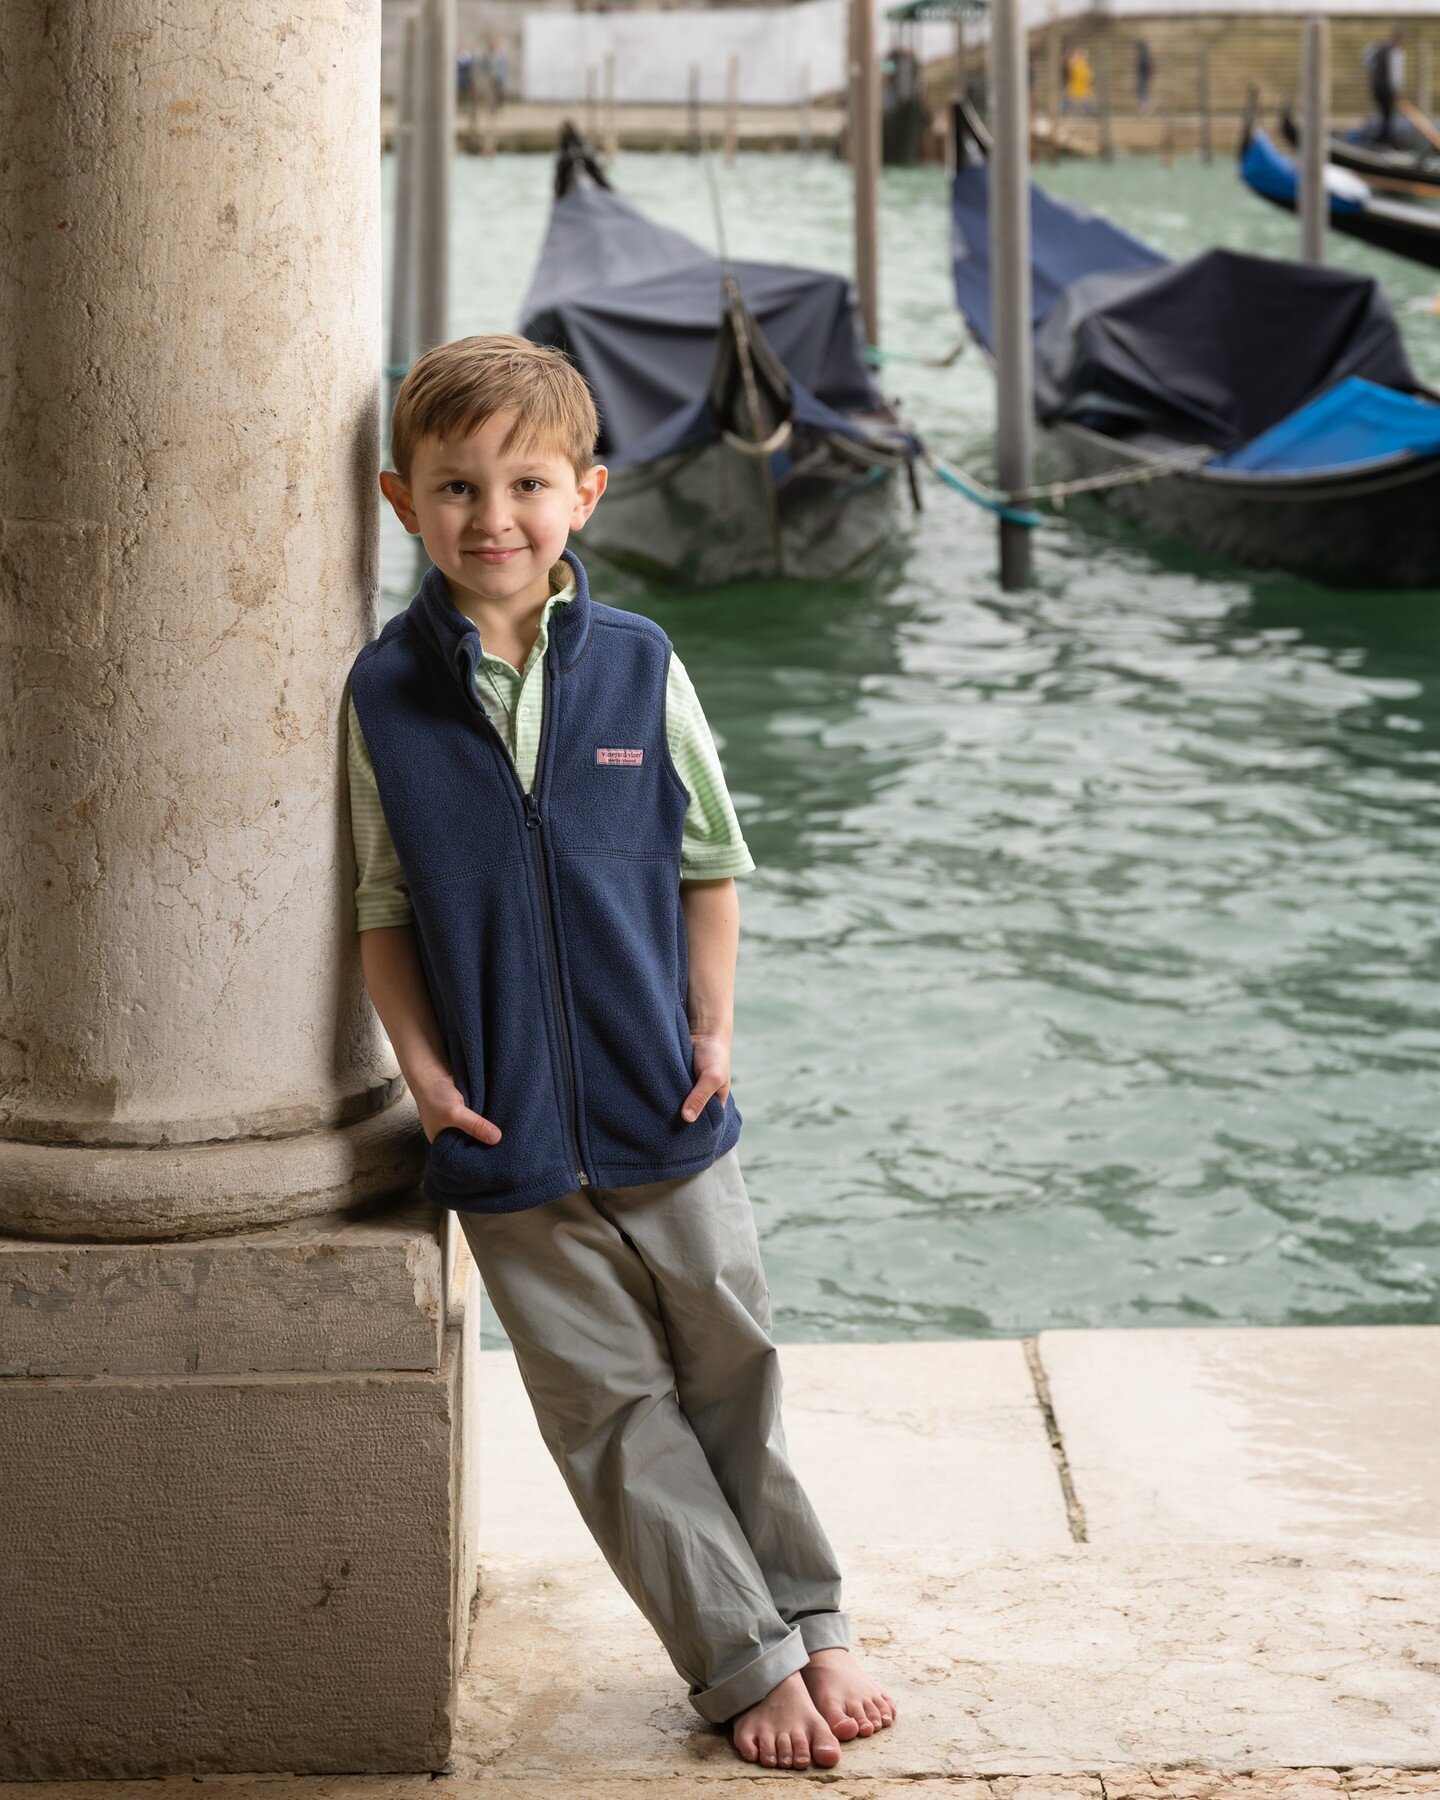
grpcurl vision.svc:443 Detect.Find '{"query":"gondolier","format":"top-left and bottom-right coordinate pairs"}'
top-left (1364, 26), bottom-right (1406, 149)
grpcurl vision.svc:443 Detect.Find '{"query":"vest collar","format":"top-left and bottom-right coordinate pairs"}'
top-left (408, 544), bottom-right (594, 705)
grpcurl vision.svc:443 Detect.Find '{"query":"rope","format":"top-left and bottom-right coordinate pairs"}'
top-left (864, 341), bottom-right (967, 369)
top-left (1010, 444), bottom-right (1215, 506)
top-left (925, 453), bottom-right (1042, 527)
top-left (925, 440), bottom-right (1216, 526)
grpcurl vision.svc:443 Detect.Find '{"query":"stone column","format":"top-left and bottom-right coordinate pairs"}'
top-left (0, 3), bottom-right (477, 1776)
top-left (0, 0), bottom-right (415, 1241)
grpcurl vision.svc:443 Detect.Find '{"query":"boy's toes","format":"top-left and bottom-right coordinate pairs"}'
top-left (820, 1701), bottom-right (862, 1740)
top-left (758, 1728), bottom-right (777, 1767)
top-left (776, 1730), bottom-right (793, 1768)
top-left (733, 1724), bottom-right (760, 1763)
top-left (810, 1724), bottom-right (842, 1768)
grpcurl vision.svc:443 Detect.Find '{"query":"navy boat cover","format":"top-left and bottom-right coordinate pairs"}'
top-left (951, 166), bottom-right (1420, 455)
top-left (519, 179), bottom-right (884, 468)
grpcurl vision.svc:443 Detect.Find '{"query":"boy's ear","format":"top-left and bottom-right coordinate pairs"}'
top-left (571, 462), bottom-right (608, 531)
top-left (379, 468), bottom-right (421, 535)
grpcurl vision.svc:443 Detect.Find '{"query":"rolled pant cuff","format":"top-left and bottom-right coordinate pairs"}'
top-left (688, 1625), bottom-right (810, 1725)
top-left (796, 1609), bottom-right (852, 1655)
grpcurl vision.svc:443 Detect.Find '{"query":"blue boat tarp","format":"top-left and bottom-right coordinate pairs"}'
top-left (1240, 126), bottom-right (1369, 215)
top-left (520, 178), bottom-right (884, 468)
top-left (1032, 247), bottom-right (1416, 450)
top-left (1213, 376), bottom-right (1440, 474)
top-left (951, 159), bottom-right (1419, 464)
top-left (949, 162), bottom-right (1165, 356)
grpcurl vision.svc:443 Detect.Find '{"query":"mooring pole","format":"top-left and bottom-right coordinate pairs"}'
top-left (1096, 35), bottom-right (1114, 162)
top-left (1300, 14), bottom-right (1329, 264)
top-left (387, 13), bottom-right (421, 428)
top-left (990, 0), bottom-right (1034, 589)
top-left (849, 0), bottom-right (881, 347)
top-left (687, 63), bottom-right (701, 154)
top-left (724, 52), bottom-right (740, 163)
top-left (1197, 47), bottom-right (1213, 162)
top-left (799, 63), bottom-right (812, 156)
top-left (603, 52), bottom-right (619, 159)
top-left (415, 0), bottom-right (453, 355)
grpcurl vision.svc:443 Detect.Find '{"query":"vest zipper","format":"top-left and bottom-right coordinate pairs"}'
top-left (523, 788), bottom-right (589, 1190)
top-left (461, 666), bottom-right (589, 1191)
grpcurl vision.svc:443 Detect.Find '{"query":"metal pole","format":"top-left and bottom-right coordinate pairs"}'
top-left (1300, 14), bottom-right (1329, 264)
top-left (415, 0), bottom-right (453, 356)
top-left (849, 0), bottom-right (880, 347)
top-left (724, 52), bottom-right (739, 163)
top-left (603, 52), bottom-right (618, 159)
top-left (387, 13), bottom-right (421, 428)
top-left (990, 0), bottom-right (1034, 589)
top-left (1096, 34), bottom-right (1113, 162)
top-left (687, 63), bottom-right (701, 155)
top-left (585, 63), bottom-right (597, 141)
top-left (1047, 10), bottom-right (1062, 164)
top-left (1197, 47), bottom-right (1212, 162)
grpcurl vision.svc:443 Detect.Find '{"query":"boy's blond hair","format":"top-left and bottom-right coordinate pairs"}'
top-left (389, 333), bottom-right (598, 485)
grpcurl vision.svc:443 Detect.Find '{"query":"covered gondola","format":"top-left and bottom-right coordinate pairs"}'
top-left (1279, 101), bottom-right (1440, 202)
top-left (517, 127), bottom-right (921, 586)
top-left (951, 98), bottom-right (1440, 589)
top-left (1240, 106), bottom-right (1440, 273)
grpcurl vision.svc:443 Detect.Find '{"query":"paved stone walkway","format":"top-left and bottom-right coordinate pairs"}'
top-left (5, 1328), bottom-right (1437, 1794)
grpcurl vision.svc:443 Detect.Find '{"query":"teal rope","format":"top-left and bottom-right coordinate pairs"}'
top-left (864, 342), bottom-right (964, 368)
top-left (384, 362), bottom-right (409, 380)
top-left (928, 455), bottom-right (1043, 528)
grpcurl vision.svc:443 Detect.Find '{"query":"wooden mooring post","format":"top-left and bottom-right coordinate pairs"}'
top-left (1197, 48), bottom-right (1213, 162)
top-left (724, 53), bottom-right (739, 163)
top-left (416, 0), bottom-right (453, 357)
top-left (1300, 14), bottom-right (1330, 264)
top-left (387, 12), bottom-right (421, 426)
top-left (603, 52), bottom-right (619, 160)
top-left (990, 0), bottom-right (1034, 589)
top-left (848, 0), bottom-right (880, 348)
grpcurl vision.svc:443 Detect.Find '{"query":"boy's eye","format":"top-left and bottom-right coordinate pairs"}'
top-left (516, 478), bottom-right (545, 494)
top-left (443, 481), bottom-right (470, 496)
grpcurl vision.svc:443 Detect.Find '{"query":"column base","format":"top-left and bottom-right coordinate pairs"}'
top-left (0, 1194), bottom-right (480, 1777)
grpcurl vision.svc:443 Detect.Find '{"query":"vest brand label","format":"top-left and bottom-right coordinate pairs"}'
top-left (596, 747), bottom-right (644, 765)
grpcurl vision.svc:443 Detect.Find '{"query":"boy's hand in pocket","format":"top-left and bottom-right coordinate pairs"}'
top-left (414, 1074), bottom-right (502, 1146)
top-left (682, 1028), bottom-right (732, 1123)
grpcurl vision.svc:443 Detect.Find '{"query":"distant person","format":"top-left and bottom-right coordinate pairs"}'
top-left (456, 45), bottom-right (474, 105)
top-left (1134, 38), bottom-right (1154, 112)
top-left (489, 38), bottom-right (510, 108)
top-left (1364, 26), bottom-right (1406, 148)
top-left (474, 43), bottom-right (492, 109)
top-left (1060, 44), bottom-right (1074, 114)
top-left (1066, 46), bottom-right (1095, 115)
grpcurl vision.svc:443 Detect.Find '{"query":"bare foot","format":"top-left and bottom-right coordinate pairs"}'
top-left (730, 1669), bottom-right (843, 1769)
top-left (799, 1645), bottom-right (897, 1741)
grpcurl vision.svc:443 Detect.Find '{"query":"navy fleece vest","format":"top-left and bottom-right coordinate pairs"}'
top-left (348, 546), bottom-right (743, 1214)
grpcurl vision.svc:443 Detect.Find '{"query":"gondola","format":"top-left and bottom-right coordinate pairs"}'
top-left (1240, 102), bottom-right (1440, 272)
top-left (517, 126), bottom-right (921, 587)
top-left (1279, 101), bottom-right (1440, 203)
top-left (951, 98), bottom-right (1440, 589)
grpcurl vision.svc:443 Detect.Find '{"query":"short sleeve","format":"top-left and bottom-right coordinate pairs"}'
top-left (346, 693), bottom-right (416, 930)
top-left (665, 651), bottom-right (757, 880)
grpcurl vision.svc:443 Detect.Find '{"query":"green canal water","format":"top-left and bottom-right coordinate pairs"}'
top-left (380, 152), bottom-right (1440, 1347)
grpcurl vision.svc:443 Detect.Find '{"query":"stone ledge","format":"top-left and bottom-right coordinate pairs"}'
top-left (0, 1190), bottom-right (445, 1376)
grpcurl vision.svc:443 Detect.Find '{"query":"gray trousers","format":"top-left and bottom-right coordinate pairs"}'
top-left (457, 1142), bottom-right (851, 1723)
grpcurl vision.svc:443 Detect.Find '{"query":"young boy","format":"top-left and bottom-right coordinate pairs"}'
top-left (346, 334), bottom-right (896, 1771)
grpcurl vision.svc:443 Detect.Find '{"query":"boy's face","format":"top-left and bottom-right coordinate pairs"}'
top-left (380, 410), bottom-right (607, 613)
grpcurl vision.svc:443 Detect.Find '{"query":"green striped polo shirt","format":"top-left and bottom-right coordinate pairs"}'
top-left (346, 558), bottom-right (756, 931)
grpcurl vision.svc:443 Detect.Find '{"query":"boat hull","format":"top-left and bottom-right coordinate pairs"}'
top-left (580, 426), bottom-right (903, 586)
top-left (1047, 420), bottom-right (1440, 589)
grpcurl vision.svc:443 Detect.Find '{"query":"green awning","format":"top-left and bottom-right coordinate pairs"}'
top-left (885, 0), bottom-right (988, 19)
